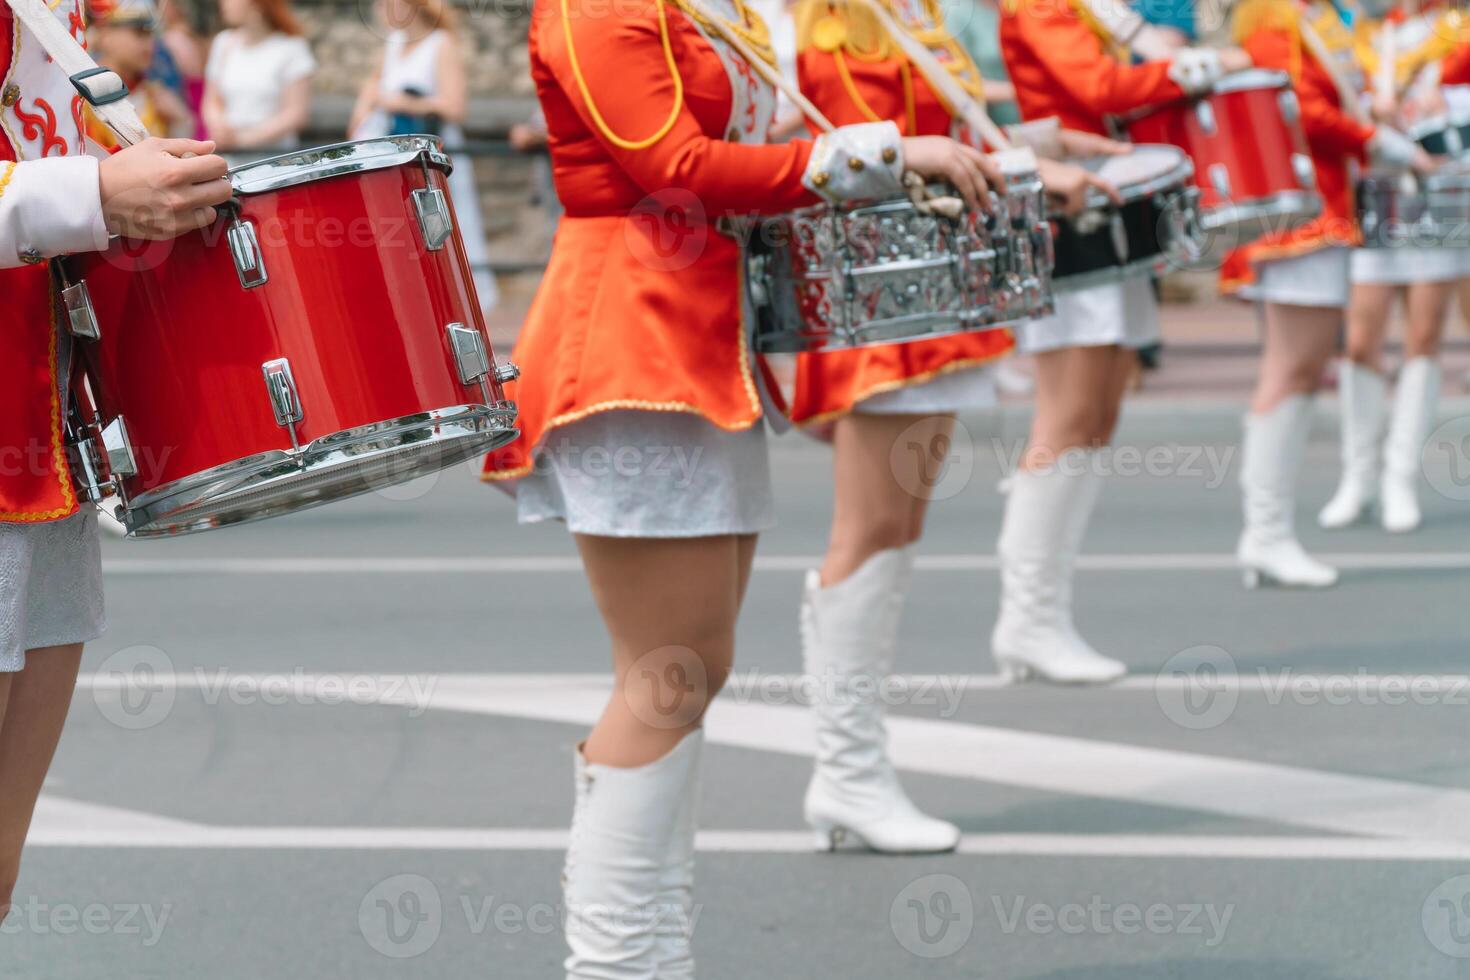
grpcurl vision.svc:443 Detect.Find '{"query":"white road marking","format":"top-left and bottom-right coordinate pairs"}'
top-left (421, 678), bottom-right (1470, 845)
top-left (73, 670), bottom-right (1470, 696)
top-left (49, 672), bottom-right (1470, 858)
top-left (25, 816), bottom-right (1470, 860)
top-left (98, 552), bottom-right (1470, 575)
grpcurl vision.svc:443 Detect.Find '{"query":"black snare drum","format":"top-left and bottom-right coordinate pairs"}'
top-left (1051, 145), bottom-right (1204, 291)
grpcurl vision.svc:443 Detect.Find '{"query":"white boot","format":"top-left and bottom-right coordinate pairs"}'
top-left (1238, 397), bottom-right (1338, 589)
top-left (801, 548), bottom-right (960, 854)
top-left (991, 458), bottom-right (1127, 685)
top-left (1380, 357), bottom-right (1441, 533)
top-left (564, 732), bottom-right (702, 980)
top-left (652, 743), bottom-right (699, 979)
top-left (1318, 360), bottom-right (1386, 529)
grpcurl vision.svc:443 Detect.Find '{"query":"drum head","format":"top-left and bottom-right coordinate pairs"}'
top-left (1209, 68), bottom-right (1291, 95)
top-left (229, 135), bottom-right (451, 195)
top-left (1085, 145), bottom-right (1191, 205)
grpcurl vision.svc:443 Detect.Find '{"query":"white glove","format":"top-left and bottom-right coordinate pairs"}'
top-left (1368, 126), bottom-right (1419, 168)
top-left (1168, 48), bottom-right (1224, 96)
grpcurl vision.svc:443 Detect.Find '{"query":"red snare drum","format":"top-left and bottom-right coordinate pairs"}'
top-left (60, 136), bottom-right (519, 537)
top-left (1120, 69), bottom-right (1322, 251)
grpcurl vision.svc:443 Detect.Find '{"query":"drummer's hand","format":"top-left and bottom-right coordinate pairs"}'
top-left (900, 136), bottom-right (1005, 211)
top-left (1056, 130), bottom-right (1130, 159)
top-left (1036, 158), bottom-right (1120, 216)
top-left (1219, 48), bottom-right (1254, 74)
top-left (1371, 93), bottom-right (1400, 124)
top-left (98, 138), bottom-right (233, 240)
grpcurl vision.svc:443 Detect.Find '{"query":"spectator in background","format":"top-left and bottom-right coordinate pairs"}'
top-left (202, 0), bottom-right (315, 159)
top-left (349, 0), bottom-right (497, 312)
top-left (156, 0), bottom-right (210, 139)
top-left (943, 0), bottom-right (1020, 125)
top-left (84, 0), bottom-right (193, 148)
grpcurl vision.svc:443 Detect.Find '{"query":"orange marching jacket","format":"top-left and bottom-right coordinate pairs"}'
top-left (998, 0), bottom-right (1187, 134)
top-left (1, 0), bottom-right (103, 525)
top-left (483, 0), bottom-right (907, 480)
top-left (781, 0), bottom-right (1014, 426)
top-left (1220, 0), bottom-right (1374, 291)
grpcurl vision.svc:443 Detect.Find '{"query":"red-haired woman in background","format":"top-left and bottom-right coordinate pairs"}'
top-left (202, 0), bottom-right (316, 158)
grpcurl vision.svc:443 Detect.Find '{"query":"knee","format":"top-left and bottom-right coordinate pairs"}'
top-left (1280, 358), bottom-right (1328, 396)
top-left (622, 635), bottom-right (733, 728)
top-left (1343, 337), bottom-right (1381, 370)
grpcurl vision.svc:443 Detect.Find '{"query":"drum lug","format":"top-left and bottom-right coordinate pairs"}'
top-left (227, 217), bottom-right (269, 289)
top-left (413, 187), bottom-right (453, 251)
top-left (100, 416), bottom-right (138, 480)
top-left (262, 358), bottom-right (305, 452)
top-left (60, 281), bottom-right (100, 339)
top-left (1208, 163), bottom-right (1233, 201)
top-left (446, 322), bottom-right (490, 384)
top-left (1291, 153), bottom-right (1317, 190)
top-left (1194, 100), bottom-right (1217, 135)
top-left (1109, 212), bottom-right (1129, 265)
top-left (1278, 91), bottom-right (1300, 127)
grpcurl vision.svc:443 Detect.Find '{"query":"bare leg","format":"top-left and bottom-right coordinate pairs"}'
top-left (1026, 344), bottom-right (1130, 466)
top-left (577, 534), bottom-right (745, 768)
top-left (1345, 283), bottom-right (1396, 372)
top-left (1404, 280), bottom-right (1452, 360)
top-left (1252, 302), bottom-right (1341, 412)
top-left (0, 644), bottom-right (84, 916)
top-left (821, 412), bottom-right (952, 585)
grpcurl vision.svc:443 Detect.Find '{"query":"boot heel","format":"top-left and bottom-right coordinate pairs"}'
top-left (1241, 568), bottom-right (1262, 590)
top-left (810, 820), bottom-right (844, 852)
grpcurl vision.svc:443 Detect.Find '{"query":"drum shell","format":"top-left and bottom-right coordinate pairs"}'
top-left (746, 177), bottom-right (1052, 354)
top-left (1124, 73), bottom-right (1320, 246)
top-left (65, 158), bottom-right (503, 503)
top-left (1051, 147), bottom-right (1202, 290)
top-left (1357, 166), bottom-right (1470, 248)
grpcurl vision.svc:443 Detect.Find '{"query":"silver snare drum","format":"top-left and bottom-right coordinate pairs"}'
top-left (745, 171), bottom-right (1053, 354)
top-left (1358, 164), bottom-right (1470, 249)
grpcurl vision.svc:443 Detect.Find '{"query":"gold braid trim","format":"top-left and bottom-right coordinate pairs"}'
top-left (797, 0), bottom-right (983, 127)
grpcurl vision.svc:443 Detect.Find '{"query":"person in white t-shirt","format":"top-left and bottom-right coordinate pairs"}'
top-left (202, 0), bottom-right (316, 157)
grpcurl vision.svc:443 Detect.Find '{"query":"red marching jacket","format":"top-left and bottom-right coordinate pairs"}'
top-left (998, 0), bottom-right (1187, 134)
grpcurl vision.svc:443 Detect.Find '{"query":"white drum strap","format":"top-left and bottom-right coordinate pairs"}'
top-left (680, 0), bottom-right (838, 132)
top-left (4, 0), bottom-right (149, 146)
top-left (843, 0), bottom-right (1012, 149)
top-left (1299, 12), bottom-right (1369, 124)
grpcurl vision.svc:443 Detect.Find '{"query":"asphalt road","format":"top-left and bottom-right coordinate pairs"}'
top-left (8, 400), bottom-right (1470, 980)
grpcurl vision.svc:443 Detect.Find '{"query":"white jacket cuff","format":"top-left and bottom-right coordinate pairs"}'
top-left (804, 121), bottom-right (905, 203)
top-left (0, 156), bottom-right (108, 267)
